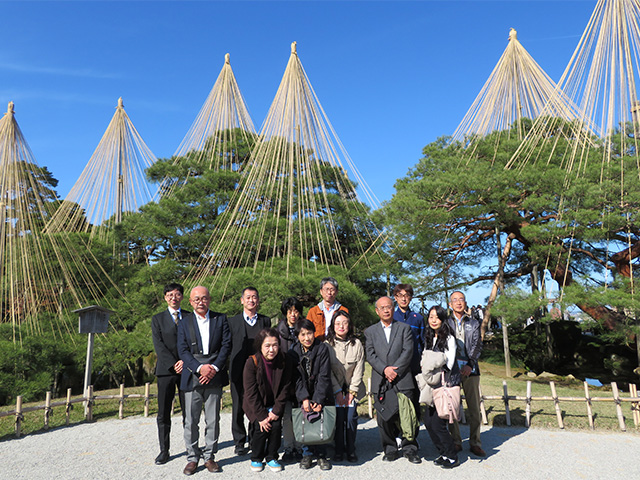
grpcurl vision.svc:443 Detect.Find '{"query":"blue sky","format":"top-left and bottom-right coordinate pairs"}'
top-left (2, 0), bottom-right (596, 303)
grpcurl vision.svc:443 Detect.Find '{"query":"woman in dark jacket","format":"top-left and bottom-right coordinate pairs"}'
top-left (275, 297), bottom-right (303, 461)
top-left (243, 328), bottom-right (294, 472)
top-left (423, 305), bottom-right (461, 469)
top-left (287, 318), bottom-right (333, 471)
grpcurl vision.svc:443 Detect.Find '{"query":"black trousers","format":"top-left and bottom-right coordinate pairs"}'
top-left (423, 405), bottom-right (457, 459)
top-left (156, 374), bottom-right (185, 453)
top-left (335, 405), bottom-right (358, 456)
top-left (250, 418), bottom-right (282, 463)
top-left (230, 378), bottom-right (248, 448)
top-left (377, 412), bottom-right (418, 455)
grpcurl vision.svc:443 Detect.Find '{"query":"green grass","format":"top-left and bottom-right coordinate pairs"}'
top-left (1, 362), bottom-right (638, 441)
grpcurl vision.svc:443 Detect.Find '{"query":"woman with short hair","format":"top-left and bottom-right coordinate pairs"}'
top-left (287, 318), bottom-right (333, 471)
top-left (276, 297), bottom-right (303, 462)
top-left (242, 328), bottom-right (294, 472)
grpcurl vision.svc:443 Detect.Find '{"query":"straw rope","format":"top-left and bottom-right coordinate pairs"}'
top-left (188, 42), bottom-right (386, 287)
top-left (44, 98), bottom-right (157, 243)
top-left (0, 102), bottom-right (127, 340)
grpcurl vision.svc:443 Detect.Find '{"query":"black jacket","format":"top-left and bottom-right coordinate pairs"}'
top-left (447, 311), bottom-right (482, 375)
top-left (228, 313), bottom-right (272, 385)
top-left (151, 308), bottom-right (190, 376)
top-left (275, 319), bottom-right (296, 353)
top-left (288, 339), bottom-right (333, 407)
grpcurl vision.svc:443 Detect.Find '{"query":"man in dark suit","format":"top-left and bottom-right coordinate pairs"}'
top-left (365, 296), bottom-right (421, 464)
top-left (228, 287), bottom-right (271, 455)
top-left (178, 286), bottom-right (231, 475)
top-left (151, 282), bottom-right (189, 465)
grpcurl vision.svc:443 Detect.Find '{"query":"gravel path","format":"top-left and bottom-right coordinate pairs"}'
top-left (1, 413), bottom-right (639, 480)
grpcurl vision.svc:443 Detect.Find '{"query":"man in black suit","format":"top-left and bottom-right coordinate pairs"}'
top-left (152, 282), bottom-right (189, 465)
top-left (178, 286), bottom-right (231, 475)
top-left (228, 287), bottom-right (271, 455)
top-left (365, 296), bottom-right (421, 464)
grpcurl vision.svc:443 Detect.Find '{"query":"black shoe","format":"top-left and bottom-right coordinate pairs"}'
top-left (382, 451), bottom-right (399, 462)
top-left (318, 457), bottom-right (332, 470)
top-left (281, 449), bottom-right (296, 463)
top-left (441, 457), bottom-right (460, 469)
top-left (300, 456), bottom-right (313, 469)
top-left (234, 445), bottom-right (248, 456)
top-left (155, 451), bottom-right (170, 465)
top-left (333, 453), bottom-right (343, 462)
top-left (404, 451), bottom-right (422, 464)
top-left (347, 453), bottom-right (358, 463)
top-left (434, 455), bottom-right (446, 466)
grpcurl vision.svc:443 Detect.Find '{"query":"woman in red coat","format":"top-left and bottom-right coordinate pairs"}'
top-left (243, 328), bottom-right (294, 472)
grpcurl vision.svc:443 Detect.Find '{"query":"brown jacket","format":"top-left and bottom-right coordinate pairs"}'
top-left (242, 352), bottom-right (294, 422)
top-left (306, 304), bottom-right (349, 341)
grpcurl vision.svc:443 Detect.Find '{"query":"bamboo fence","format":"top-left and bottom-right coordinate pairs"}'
top-left (2, 379), bottom-right (639, 439)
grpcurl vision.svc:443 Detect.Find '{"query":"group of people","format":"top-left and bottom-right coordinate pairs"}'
top-left (151, 278), bottom-right (484, 475)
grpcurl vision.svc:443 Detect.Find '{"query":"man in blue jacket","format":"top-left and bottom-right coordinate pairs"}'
top-left (392, 284), bottom-right (425, 376)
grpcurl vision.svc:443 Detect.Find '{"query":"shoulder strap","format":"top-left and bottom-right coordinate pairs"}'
top-left (251, 354), bottom-right (258, 367)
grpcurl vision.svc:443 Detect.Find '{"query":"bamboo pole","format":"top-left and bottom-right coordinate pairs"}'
top-left (502, 381), bottom-right (511, 426)
top-left (119, 384), bottom-right (125, 419)
top-left (367, 377), bottom-right (373, 419)
top-left (611, 382), bottom-right (626, 432)
top-left (144, 382), bottom-right (150, 418)
top-left (65, 388), bottom-right (72, 426)
top-left (584, 381), bottom-right (594, 430)
top-left (15, 396), bottom-right (23, 438)
top-left (479, 384), bottom-right (488, 425)
top-left (525, 381), bottom-right (532, 428)
top-left (44, 391), bottom-right (52, 430)
top-left (549, 381), bottom-right (564, 429)
top-left (86, 386), bottom-right (94, 422)
top-left (629, 384), bottom-right (639, 428)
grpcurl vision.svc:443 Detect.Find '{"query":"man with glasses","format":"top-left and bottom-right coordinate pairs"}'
top-left (447, 291), bottom-right (485, 457)
top-left (306, 277), bottom-right (348, 341)
top-left (392, 284), bottom-right (425, 376)
top-left (365, 296), bottom-right (421, 464)
top-left (178, 286), bottom-right (231, 475)
top-left (152, 283), bottom-right (189, 465)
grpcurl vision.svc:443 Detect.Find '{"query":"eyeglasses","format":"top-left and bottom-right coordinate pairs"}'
top-left (450, 297), bottom-right (465, 303)
top-left (376, 305), bottom-right (393, 311)
top-left (394, 293), bottom-right (410, 299)
top-left (191, 296), bottom-right (210, 303)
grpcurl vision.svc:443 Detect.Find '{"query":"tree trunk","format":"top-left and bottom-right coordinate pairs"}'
top-left (482, 230), bottom-right (515, 336)
top-left (484, 228), bottom-right (513, 376)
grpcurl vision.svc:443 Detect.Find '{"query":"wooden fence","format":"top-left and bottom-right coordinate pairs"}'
top-left (2, 379), bottom-right (639, 438)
